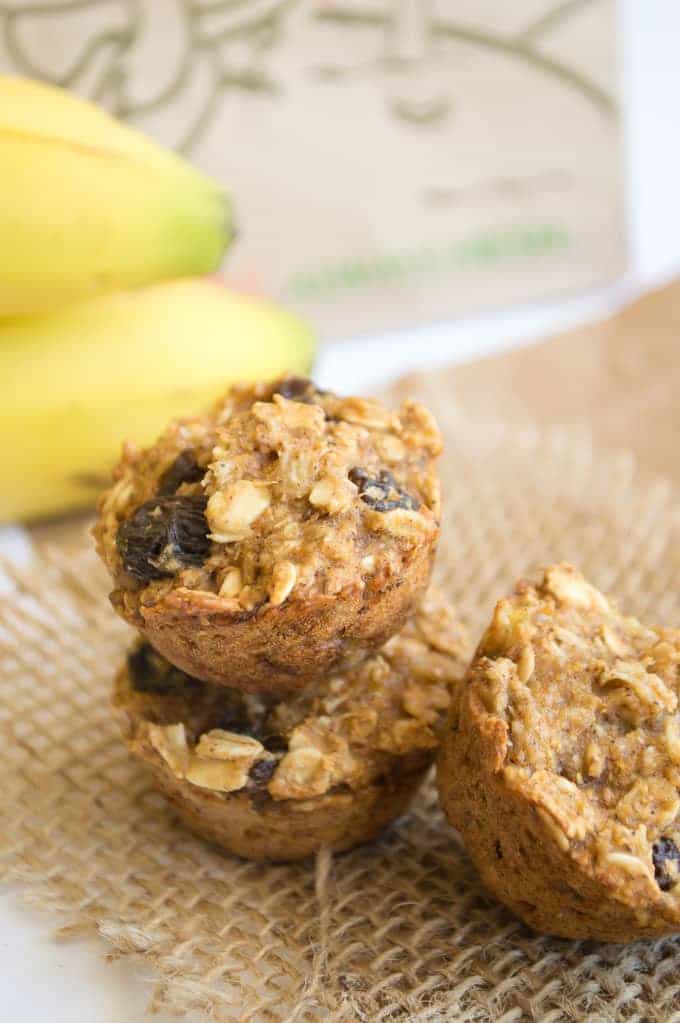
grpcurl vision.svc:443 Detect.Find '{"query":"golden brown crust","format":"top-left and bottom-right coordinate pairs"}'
top-left (115, 589), bottom-right (469, 860)
top-left (95, 378), bottom-right (442, 690)
top-left (437, 564), bottom-right (680, 941)
top-left (115, 537), bottom-right (433, 691)
top-left (132, 741), bottom-right (429, 862)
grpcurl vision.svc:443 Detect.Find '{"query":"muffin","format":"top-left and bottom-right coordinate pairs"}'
top-left (438, 563), bottom-right (680, 941)
top-left (95, 377), bottom-right (442, 691)
top-left (114, 589), bottom-right (469, 861)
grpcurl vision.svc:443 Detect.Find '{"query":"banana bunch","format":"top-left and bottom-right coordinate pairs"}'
top-left (1, 75), bottom-right (232, 316)
top-left (0, 77), bottom-right (315, 523)
top-left (1, 281), bottom-right (314, 521)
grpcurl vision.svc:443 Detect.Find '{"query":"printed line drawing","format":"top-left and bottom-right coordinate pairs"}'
top-left (313, 0), bottom-right (615, 123)
top-left (0, 0), bottom-right (616, 153)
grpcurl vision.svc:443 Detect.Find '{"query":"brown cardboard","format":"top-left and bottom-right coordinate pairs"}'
top-left (397, 277), bottom-right (680, 484)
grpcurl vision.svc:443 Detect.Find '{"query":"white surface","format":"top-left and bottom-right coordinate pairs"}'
top-left (0, 894), bottom-right (178, 1023)
top-left (3, 2), bottom-right (680, 1019)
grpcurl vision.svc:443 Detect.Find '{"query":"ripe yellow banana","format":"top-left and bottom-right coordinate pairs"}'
top-left (0, 279), bottom-right (314, 522)
top-left (0, 76), bottom-right (233, 317)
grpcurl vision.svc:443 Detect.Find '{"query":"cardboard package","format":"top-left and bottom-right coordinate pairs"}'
top-left (0, 0), bottom-right (625, 336)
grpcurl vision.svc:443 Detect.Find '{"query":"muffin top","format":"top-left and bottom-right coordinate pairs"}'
top-left (460, 564), bottom-right (680, 907)
top-left (96, 377), bottom-right (442, 613)
top-left (115, 589), bottom-right (470, 801)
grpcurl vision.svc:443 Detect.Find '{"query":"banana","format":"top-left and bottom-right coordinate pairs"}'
top-left (0, 76), bottom-right (233, 317)
top-left (0, 279), bottom-right (315, 522)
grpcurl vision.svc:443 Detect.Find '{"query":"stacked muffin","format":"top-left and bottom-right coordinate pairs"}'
top-left (95, 378), bottom-right (470, 861)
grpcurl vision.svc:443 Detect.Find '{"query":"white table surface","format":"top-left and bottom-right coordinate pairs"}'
top-left (3, 2), bottom-right (680, 1019)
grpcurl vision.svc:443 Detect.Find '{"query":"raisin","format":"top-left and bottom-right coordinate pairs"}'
top-left (127, 643), bottom-right (198, 693)
top-left (273, 377), bottom-right (326, 404)
top-left (248, 758), bottom-right (278, 788)
top-left (652, 836), bottom-right (680, 891)
top-left (262, 733), bottom-right (288, 754)
top-left (117, 494), bottom-right (210, 583)
top-left (349, 466), bottom-right (420, 513)
top-left (157, 450), bottom-right (204, 496)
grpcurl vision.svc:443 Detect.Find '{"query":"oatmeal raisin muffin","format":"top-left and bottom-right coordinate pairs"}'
top-left (114, 589), bottom-right (469, 861)
top-left (96, 377), bottom-right (442, 691)
top-left (438, 564), bottom-right (680, 941)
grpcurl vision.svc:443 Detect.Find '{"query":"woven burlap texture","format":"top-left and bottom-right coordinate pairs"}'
top-left (2, 376), bottom-right (680, 1022)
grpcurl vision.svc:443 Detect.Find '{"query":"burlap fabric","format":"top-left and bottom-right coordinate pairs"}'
top-left (2, 375), bottom-right (680, 1022)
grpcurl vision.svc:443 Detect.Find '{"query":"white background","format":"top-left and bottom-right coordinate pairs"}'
top-left (2, 2), bottom-right (680, 1019)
